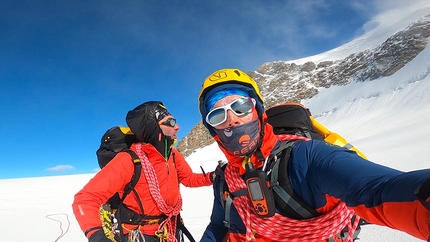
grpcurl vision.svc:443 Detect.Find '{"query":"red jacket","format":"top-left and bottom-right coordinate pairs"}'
top-left (73, 143), bottom-right (213, 238)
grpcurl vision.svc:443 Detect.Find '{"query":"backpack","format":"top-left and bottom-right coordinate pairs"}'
top-left (267, 102), bottom-right (368, 239)
top-left (96, 126), bottom-right (142, 209)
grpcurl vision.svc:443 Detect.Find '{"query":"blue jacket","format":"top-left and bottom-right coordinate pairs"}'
top-left (200, 139), bottom-right (430, 241)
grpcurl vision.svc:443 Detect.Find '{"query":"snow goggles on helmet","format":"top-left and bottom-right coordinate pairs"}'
top-left (206, 97), bottom-right (256, 127)
top-left (159, 118), bottom-right (177, 127)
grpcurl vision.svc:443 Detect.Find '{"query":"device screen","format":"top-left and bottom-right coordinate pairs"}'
top-left (248, 179), bottom-right (264, 201)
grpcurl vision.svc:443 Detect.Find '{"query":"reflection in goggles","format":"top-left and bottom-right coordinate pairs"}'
top-left (206, 98), bottom-right (256, 127)
top-left (159, 118), bottom-right (177, 127)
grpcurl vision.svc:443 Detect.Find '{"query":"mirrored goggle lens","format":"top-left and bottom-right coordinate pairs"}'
top-left (206, 108), bottom-right (225, 126)
top-left (231, 98), bottom-right (254, 114)
top-left (160, 118), bottom-right (176, 127)
top-left (206, 98), bottom-right (255, 126)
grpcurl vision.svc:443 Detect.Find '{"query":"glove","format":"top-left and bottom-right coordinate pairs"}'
top-left (209, 160), bottom-right (227, 182)
top-left (88, 230), bottom-right (112, 242)
top-left (209, 171), bottom-right (216, 182)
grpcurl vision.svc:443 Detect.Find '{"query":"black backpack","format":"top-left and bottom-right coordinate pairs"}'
top-left (266, 102), bottom-right (367, 239)
top-left (96, 126), bottom-right (141, 209)
top-left (266, 102), bottom-right (324, 140)
top-left (265, 103), bottom-right (327, 219)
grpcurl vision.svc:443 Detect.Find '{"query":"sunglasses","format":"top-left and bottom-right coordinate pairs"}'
top-left (159, 118), bottom-right (177, 127)
top-left (206, 98), bottom-right (256, 127)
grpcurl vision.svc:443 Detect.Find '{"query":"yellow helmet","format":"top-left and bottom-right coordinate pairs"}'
top-left (198, 68), bottom-right (264, 115)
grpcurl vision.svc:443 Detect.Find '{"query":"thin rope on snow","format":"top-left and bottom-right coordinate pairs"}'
top-left (46, 213), bottom-right (70, 242)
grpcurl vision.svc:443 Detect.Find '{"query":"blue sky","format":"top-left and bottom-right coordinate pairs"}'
top-left (1, 0), bottom-right (403, 178)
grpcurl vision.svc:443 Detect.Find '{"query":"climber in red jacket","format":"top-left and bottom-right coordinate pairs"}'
top-left (73, 101), bottom-right (213, 242)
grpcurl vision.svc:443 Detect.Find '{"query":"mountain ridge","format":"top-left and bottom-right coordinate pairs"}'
top-left (177, 10), bottom-right (430, 157)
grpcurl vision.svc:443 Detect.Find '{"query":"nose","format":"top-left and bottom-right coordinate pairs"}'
top-left (225, 110), bottom-right (242, 127)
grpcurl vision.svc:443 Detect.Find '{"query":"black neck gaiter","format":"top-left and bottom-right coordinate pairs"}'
top-left (214, 118), bottom-right (260, 157)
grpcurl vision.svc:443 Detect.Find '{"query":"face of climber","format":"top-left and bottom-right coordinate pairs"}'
top-left (158, 115), bottom-right (180, 139)
top-left (207, 95), bottom-right (260, 156)
top-left (208, 95), bottom-right (258, 130)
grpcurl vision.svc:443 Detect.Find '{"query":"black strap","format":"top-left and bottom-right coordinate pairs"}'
top-left (255, 147), bottom-right (265, 163)
top-left (270, 149), bottom-right (316, 219)
top-left (414, 177), bottom-right (430, 210)
top-left (223, 189), bottom-right (248, 228)
top-left (177, 215), bottom-right (196, 242)
top-left (84, 226), bottom-right (102, 236)
top-left (116, 150), bottom-right (143, 241)
top-left (121, 150), bottom-right (141, 201)
top-left (269, 140), bottom-right (321, 219)
top-left (119, 150), bottom-right (145, 217)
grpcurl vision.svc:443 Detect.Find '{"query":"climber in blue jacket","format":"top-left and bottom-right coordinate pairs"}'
top-left (197, 68), bottom-right (430, 242)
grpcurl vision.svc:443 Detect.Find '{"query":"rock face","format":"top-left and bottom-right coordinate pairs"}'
top-left (177, 18), bottom-right (430, 157)
top-left (175, 121), bottom-right (213, 157)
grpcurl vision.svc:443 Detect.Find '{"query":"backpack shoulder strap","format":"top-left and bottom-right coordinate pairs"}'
top-left (269, 140), bottom-right (321, 219)
top-left (121, 149), bottom-right (142, 201)
top-left (176, 214), bottom-right (197, 242)
top-left (114, 149), bottom-right (145, 240)
top-left (213, 162), bottom-right (246, 228)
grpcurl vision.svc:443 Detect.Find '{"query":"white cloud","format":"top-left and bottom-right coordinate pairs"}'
top-left (46, 165), bottom-right (75, 172)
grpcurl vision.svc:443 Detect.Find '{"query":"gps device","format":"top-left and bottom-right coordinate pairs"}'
top-left (244, 162), bottom-right (275, 217)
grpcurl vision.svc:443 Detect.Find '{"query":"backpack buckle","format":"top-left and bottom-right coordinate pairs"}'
top-left (262, 154), bottom-right (278, 175)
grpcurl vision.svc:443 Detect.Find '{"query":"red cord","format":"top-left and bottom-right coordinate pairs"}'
top-left (134, 143), bottom-right (182, 242)
top-left (46, 213), bottom-right (70, 242)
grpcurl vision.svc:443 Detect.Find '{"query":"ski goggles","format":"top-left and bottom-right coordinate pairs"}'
top-left (159, 118), bottom-right (177, 127)
top-left (206, 97), bottom-right (256, 127)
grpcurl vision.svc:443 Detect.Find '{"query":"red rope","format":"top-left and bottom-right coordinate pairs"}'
top-left (135, 143), bottom-right (182, 242)
top-left (46, 213), bottom-right (70, 242)
top-left (225, 164), bottom-right (360, 241)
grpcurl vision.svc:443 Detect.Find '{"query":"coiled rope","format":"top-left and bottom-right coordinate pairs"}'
top-left (135, 143), bottom-right (182, 242)
top-left (225, 164), bottom-right (360, 241)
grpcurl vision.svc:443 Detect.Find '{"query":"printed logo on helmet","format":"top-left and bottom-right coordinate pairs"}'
top-left (208, 70), bottom-right (228, 82)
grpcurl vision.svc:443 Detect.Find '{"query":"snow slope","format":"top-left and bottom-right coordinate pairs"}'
top-left (2, 2), bottom-right (430, 242)
top-left (291, 1), bottom-right (430, 64)
top-left (2, 60), bottom-right (428, 241)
